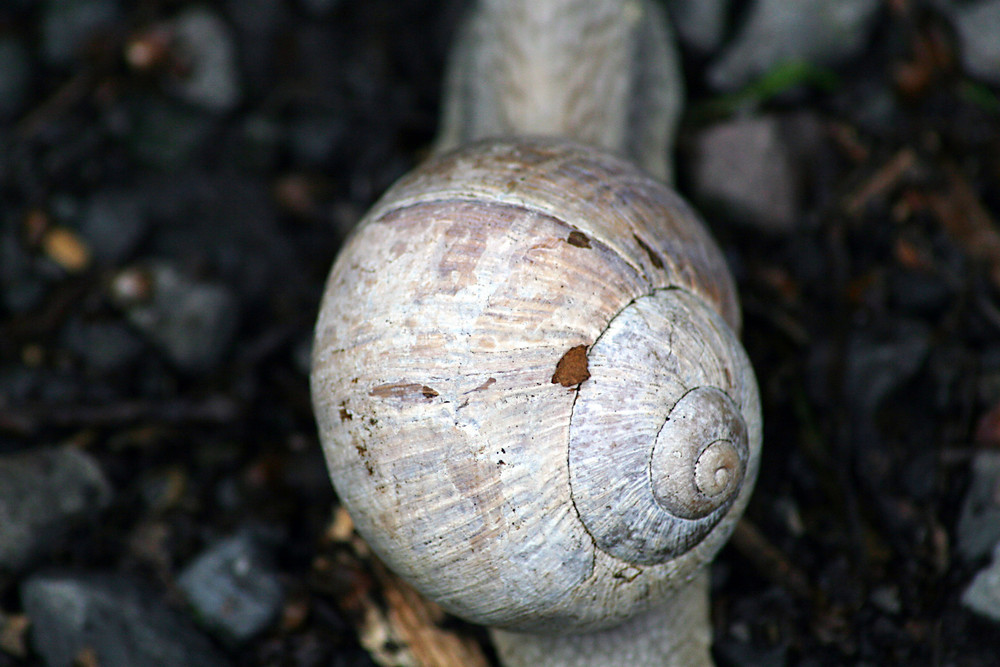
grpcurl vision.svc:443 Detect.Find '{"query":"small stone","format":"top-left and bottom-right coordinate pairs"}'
top-left (957, 451), bottom-right (1000, 561)
top-left (178, 532), bottom-right (284, 644)
top-left (129, 95), bottom-right (217, 168)
top-left (41, 0), bottom-right (120, 67)
top-left (21, 572), bottom-right (226, 667)
top-left (0, 226), bottom-right (48, 314)
top-left (665, 0), bottom-right (731, 54)
top-left (114, 263), bottom-right (239, 373)
top-left (950, 0), bottom-right (1000, 85)
top-left (41, 226), bottom-right (92, 273)
top-left (288, 110), bottom-right (348, 167)
top-left (707, 0), bottom-right (881, 91)
top-left (0, 37), bottom-right (32, 119)
top-left (78, 190), bottom-right (148, 265)
top-left (0, 447), bottom-right (112, 572)
top-left (0, 612), bottom-right (30, 659)
top-left (298, 0), bottom-right (341, 17)
top-left (690, 115), bottom-right (799, 232)
top-left (61, 319), bottom-right (144, 374)
top-left (225, 0), bottom-right (288, 95)
top-left (962, 542), bottom-right (1000, 623)
top-left (843, 319), bottom-right (931, 417)
top-left (168, 7), bottom-right (242, 112)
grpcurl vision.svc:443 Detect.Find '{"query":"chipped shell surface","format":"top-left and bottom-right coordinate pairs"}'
top-left (311, 138), bottom-right (761, 632)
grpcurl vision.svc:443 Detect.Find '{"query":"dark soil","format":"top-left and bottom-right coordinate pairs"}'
top-left (2, 1), bottom-right (999, 666)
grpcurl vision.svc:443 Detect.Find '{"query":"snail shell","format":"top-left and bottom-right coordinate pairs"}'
top-left (311, 137), bottom-right (761, 633)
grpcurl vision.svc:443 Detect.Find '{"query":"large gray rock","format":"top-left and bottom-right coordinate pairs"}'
top-left (21, 572), bottom-right (226, 667)
top-left (708, 0), bottom-right (881, 91)
top-left (0, 447), bottom-right (112, 572)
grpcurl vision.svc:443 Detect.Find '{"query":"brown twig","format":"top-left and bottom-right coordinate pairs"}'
top-left (319, 507), bottom-right (492, 667)
top-left (842, 149), bottom-right (917, 216)
top-left (730, 519), bottom-right (814, 601)
top-left (0, 395), bottom-right (240, 436)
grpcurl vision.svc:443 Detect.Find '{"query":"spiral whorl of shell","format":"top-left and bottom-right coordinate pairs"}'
top-left (569, 290), bottom-right (750, 565)
top-left (311, 138), bottom-right (761, 632)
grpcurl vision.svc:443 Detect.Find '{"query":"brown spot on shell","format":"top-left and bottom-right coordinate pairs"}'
top-left (354, 441), bottom-right (374, 476)
top-left (633, 234), bottom-right (665, 270)
top-left (470, 378), bottom-right (496, 392)
top-left (566, 231), bottom-right (591, 248)
top-left (338, 402), bottom-right (353, 421)
top-left (551, 345), bottom-right (591, 387)
top-left (369, 383), bottom-right (439, 401)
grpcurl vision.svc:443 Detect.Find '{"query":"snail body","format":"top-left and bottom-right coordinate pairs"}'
top-left (311, 138), bottom-right (762, 634)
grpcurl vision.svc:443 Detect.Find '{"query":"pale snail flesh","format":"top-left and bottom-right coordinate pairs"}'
top-left (311, 137), bottom-right (762, 633)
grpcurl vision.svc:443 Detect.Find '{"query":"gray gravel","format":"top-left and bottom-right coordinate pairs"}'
top-left (690, 115), bottom-right (800, 232)
top-left (112, 263), bottom-right (240, 373)
top-left (963, 542), bottom-right (1000, 623)
top-left (79, 190), bottom-right (149, 265)
top-left (0, 37), bottom-right (31, 120)
top-left (21, 572), bottom-right (227, 667)
top-left (665, 0), bottom-right (731, 54)
top-left (168, 7), bottom-right (242, 112)
top-left (957, 451), bottom-right (1000, 561)
top-left (0, 447), bottom-right (112, 572)
top-left (949, 0), bottom-right (1000, 85)
top-left (707, 0), bottom-right (881, 91)
top-left (41, 0), bottom-right (121, 67)
top-left (178, 531), bottom-right (285, 645)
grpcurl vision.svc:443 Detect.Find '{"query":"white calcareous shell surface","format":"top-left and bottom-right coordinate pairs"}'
top-left (311, 138), bottom-right (761, 633)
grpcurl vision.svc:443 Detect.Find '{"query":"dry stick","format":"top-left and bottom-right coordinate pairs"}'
top-left (730, 519), bottom-right (814, 601)
top-left (0, 395), bottom-right (240, 435)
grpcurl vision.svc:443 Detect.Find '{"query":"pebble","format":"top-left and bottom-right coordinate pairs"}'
top-left (299, 0), bottom-right (341, 17)
top-left (168, 7), bottom-right (242, 112)
top-left (0, 447), bottom-right (112, 572)
top-left (112, 263), bottom-right (240, 373)
top-left (949, 0), bottom-right (1000, 85)
top-left (288, 109), bottom-right (348, 167)
top-left (665, 0), bottom-right (731, 54)
top-left (41, 0), bottom-right (121, 66)
top-left (0, 37), bottom-right (31, 120)
top-left (707, 0), bottom-right (881, 91)
top-left (225, 0), bottom-right (288, 96)
top-left (962, 541), bottom-right (1000, 623)
top-left (79, 189), bottom-right (148, 265)
top-left (843, 319), bottom-right (931, 417)
top-left (21, 572), bottom-right (226, 667)
top-left (40, 226), bottom-right (91, 273)
top-left (957, 451), bottom-right (1000, 561)
top-left (0, 226), bottom-right (48, 314)
top-left (690, 115), bottom-right (799, 232)
top-left (61, 318), bottom-right (145, 375)
top-left (178, 531), bottom-right (284, 644)
top-left (128, 95), bottom-right (217, 168)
